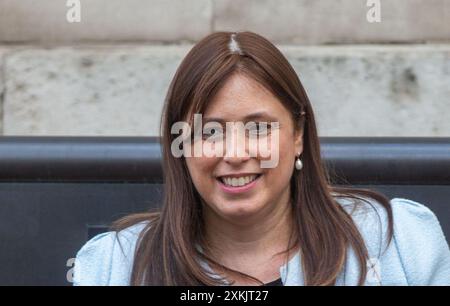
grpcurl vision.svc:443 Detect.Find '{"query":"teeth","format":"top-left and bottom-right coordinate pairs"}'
top-left (221, 175), bottom-right (258, 187)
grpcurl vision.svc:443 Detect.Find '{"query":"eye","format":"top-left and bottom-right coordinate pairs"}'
top-left (248, 122), bottom-right (271, 136)
top-left (202, 124), bottom-right (223, 141)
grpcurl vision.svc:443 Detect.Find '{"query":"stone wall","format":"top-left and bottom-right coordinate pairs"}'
top-left (0, 0), bottom-right (449, 136)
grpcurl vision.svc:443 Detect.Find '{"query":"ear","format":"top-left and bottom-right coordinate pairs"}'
top-left (294, 128), bottom-right (304, 156)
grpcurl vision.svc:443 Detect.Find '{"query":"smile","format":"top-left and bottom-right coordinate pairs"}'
top-left (216, 174), bottom-right (262, 194)
top-left (220, 174), bottom-right (259, 187)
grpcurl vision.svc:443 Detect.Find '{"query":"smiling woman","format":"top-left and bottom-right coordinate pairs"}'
top-left (73, 31), bottom-right (450, 286)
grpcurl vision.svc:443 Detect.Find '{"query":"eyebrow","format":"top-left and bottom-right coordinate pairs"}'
top-left (202, 111), bottom-right (279, 124)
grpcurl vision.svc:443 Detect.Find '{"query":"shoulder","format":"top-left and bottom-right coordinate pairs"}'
top-left (388, 198), bottom-right (450, 285)
top-left (73, 221), bottom-right (148, 286)
top-left (336, 196), bottom-right (450, 285)
top-left (335, 195), bottom-right (447, 250)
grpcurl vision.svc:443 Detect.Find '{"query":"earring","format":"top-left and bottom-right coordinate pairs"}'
top-left (295, 154), bottom-right (303, 170)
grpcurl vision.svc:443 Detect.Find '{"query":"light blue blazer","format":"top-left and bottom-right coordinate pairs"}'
top-left (73, 197), bottom-right (450, 286)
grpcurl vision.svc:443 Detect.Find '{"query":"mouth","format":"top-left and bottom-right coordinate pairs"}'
top-left (216, 173), bottom-right (263, 193)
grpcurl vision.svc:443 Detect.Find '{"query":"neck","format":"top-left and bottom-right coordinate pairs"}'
top-left (202, 193), bottom-right (297, 269)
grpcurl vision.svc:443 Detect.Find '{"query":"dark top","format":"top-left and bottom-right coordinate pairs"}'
top-left (263, 277), bottom-right (283, 286)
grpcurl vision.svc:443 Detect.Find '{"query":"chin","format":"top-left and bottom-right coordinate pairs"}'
top-left (217, 201), bottom-right (264, 220)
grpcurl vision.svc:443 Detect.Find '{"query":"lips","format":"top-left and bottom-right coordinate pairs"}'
top-left (216, 173), bottom-right (262, 194)
top-left (220, 174), bottom-right (259, 187)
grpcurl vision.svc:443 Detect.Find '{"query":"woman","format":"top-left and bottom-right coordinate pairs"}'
top-left (73, 31), bottom-right (450, 286)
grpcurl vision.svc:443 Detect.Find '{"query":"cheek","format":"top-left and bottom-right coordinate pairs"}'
top-left (185, 157), bottom-right (218, 190)
top-left (202, 140), bottom-right (225, 158)
top-left (279, 133), bottom-right (295, 156)
top-left (251, 129), bottom-right (292, 156)
top-left (263, 135), bottom-right (295, 181)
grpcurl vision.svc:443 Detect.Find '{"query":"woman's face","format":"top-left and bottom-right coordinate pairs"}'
top-left (185, 73), bottom-right (303, 223)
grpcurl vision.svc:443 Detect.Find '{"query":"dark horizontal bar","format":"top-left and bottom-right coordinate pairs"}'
top-left (321, 137), bottom-right (450, 185)
top-left (0, 136), bottom-right (163, 183)
top-left (0, 136), bottom-right (449, 184)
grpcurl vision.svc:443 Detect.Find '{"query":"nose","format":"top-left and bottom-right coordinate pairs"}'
top-left (223, 152), bottom-right (250, 165)
top-left (223, 123), bottom-right (250, 165)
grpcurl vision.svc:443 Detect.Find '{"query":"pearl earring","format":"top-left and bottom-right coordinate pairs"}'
top-left (295, 154), bottom-right (303, 170)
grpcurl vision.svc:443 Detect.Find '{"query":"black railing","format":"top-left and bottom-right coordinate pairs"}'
top-left (1, 136), bottom-right (449, 184)
top-left (0, 136), bottom-right (449, 285)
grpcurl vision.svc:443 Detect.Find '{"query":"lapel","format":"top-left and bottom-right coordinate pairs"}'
top-left (279, 251), bottom-right (304, 285)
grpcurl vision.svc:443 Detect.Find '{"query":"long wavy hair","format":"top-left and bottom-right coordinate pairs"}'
top-left (113, 31), bottom-right (393, 286)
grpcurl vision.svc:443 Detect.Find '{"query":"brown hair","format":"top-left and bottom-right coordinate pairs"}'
top-left (113, 31), bottom-right (393, 286)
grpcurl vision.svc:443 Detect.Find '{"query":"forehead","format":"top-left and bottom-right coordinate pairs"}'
top-left (203, 74), bottom-right (288, 121)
